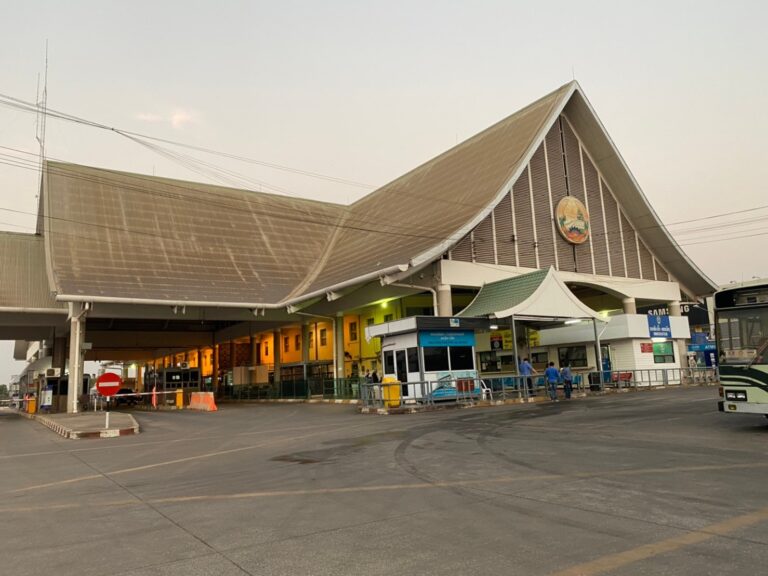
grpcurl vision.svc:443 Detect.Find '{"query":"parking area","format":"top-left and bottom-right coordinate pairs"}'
top-left (1, 387), bottom-right (766, 576)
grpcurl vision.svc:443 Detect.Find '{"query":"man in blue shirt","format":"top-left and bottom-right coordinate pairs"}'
top-left (545, 362), bottom-right (560, 401)
top-left (519, 357), bottom-right (536, 397)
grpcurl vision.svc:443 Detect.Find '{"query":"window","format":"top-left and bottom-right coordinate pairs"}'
top-left (531, 351), bottom-right (549, 365)
top-left (653, 341), bottom-right (675, 364)
top-left (283, 336), bottom-right (289, 353)
top-left (384, 313), bottom-right (394, 323)
top-left (558, 346), bottom-right (587, 368)
top-left (349, 321), bottom-right (358, 342)
top-left (366, 317), bottom-right (374, 327)
top-left (320, 328), bottom-right (327, 346)
top-left (407, 347), bottom-right (420, 373)
top-left (423, 347), bottom-right (449, 372)
top-left (449, 346), bottom-right (474, 370)
top-left (308, 331), bottom-right (314, 350)
top-left (295, 334), bottom-right (301, 351)
top-left (263, 341), bottom-right (269, 357)
top-left (384, 351), bottom-right (395, 374)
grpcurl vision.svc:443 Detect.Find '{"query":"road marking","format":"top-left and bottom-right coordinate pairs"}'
top-left (7, 461), bottom-right (768, 504)
top-left (549, 505), bottom-right (768, 576)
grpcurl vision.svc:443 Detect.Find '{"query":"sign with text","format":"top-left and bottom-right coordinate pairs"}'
top-left (95, 372), bottom-right (122, 397)
top-left (490, 329), bottom-right (514, 350)
top-left (647, 315), bottom-right (672, 338)
top-left (419, 330), bottom-right (475, 347)
top-left (640, 342), bottom-right (653, 353)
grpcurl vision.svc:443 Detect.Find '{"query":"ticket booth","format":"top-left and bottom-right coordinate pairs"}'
top-left (366, 316), bottom-right (491, 401)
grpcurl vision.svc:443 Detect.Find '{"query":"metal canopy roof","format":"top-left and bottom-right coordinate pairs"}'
top-left (39, 81), bottom-right (716, 309)
top-left (458, 267), bottom-right (604, 320)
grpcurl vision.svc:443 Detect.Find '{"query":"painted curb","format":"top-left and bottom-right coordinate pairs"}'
top-left (33, 414), bottom-right (140, 440)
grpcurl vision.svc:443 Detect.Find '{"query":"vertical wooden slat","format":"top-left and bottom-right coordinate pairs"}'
top-left (621, 212), bottom-right (641, 278)
top-left (473, 214), bottom-right (495, 264)
top-left (493, 191), bottom-right (516, 266)
top-left (601, 180), bottom-right (625, 276)
top-left (546, 122), bottom-right (575, 271)
top-left (530, 145), bottom-right (555, 268)
top-left (514, 167), bottom-right (537, 268)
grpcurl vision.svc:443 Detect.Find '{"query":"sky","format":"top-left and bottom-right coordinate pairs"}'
top-left (1, 0), bottom-right (767, 382)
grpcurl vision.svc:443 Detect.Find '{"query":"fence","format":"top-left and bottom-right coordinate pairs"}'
top-left (359, 367), bottom-right (720, 410)
top-left (221, 377), bottom-right (364, 401)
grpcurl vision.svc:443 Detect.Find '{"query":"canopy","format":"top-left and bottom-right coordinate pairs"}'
top-left (457, 267), bottom-right (604, 321)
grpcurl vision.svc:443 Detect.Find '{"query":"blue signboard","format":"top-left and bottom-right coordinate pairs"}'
top-left (688, 343), bottom-right (717, 352)
top-left (419, 330), bottom-right (475, 347)
top-left (647, 315), bottom-right (672, 338)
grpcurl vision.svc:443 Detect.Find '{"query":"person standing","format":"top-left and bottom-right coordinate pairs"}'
top-left (560, 364), bottom-right (573, 400)
top-left (545, 362), bottom-right (560, 401)
top-left (519, 357), bottom-right (536, 396)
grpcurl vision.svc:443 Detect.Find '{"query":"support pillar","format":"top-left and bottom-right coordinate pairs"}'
top-left (67, 310), bottom-right (86, 414)
top-left (622, 297), bottom-right (637, 315)
top-left (273, 330), bottom-right (281, 384)
top-left (301, 323), bottom-right (310, 381)
top-left (668, 300), bottom-right (688, 369)
top-left (334, 314), bottom-right (345, 381)
top-left (593, 318), bottom-right (604, 387)
top-left (437, 284), bottom-right (453, 317)
top-left (212, 344), bottom-right (219, 392)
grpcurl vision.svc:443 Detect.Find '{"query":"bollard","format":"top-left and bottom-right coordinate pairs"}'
top-left (176, 388), bottom-right (184, 410)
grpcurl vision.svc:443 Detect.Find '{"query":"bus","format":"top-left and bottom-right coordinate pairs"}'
top-left (715, 280), bottom-right (768, 417)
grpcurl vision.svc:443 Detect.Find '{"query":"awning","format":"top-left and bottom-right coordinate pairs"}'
top-left (457, 267), bottom-right (604, 321)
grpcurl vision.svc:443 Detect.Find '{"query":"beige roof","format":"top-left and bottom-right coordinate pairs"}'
top-left (0, 232), bottom-right (63, 311)
top-left (41, 81), bottom-right (715, 307)
top-left (44, 162), bottom-right (345, 306)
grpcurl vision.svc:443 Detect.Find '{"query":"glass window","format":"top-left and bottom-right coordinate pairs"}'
top-left (308, 331), bottom-right (314, 350)
top-left (349, 321), bottom-right (358, 342)
top-left (283, 336), bottom-right (289, 353)
top-left (263, 341), bottom-right (269, 357)
top-left (384, 313), bottom-right (394, 323)
top-left (295, 334), bottom-right (301, 351)
top-left (716, 308), bottom-right (768, 364)
top-left (320, 328), bottom-right (327, 346)
top-left (531, 351), bottom-right (549, 365)
top-left (449, 346), bottom-right (474, 370)
top-left (558, 346), bottom-right (588, 368)
top-left (423, 347), bottom-right (449, 372)
top-left (653, 341), bottom-right (675, 364)
top-left (384, 351), bottom-right (395, 374)
top-left (366, 317), bottom-right (374, 327)
top-left (407, 347), bottom-right (420, 373)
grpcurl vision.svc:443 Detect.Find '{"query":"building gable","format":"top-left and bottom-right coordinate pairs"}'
top-left (449, 113), bottom-right (673, 284)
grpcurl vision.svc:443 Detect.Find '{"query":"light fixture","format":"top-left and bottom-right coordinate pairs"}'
top-left (489, 324), bottom-right (499, 330)
top-left (652, 337), bottom-right (667, 343)
top-left (381, 301), bottom-right (388, 309)
top-left (564, 319), bottom-right (581, 325)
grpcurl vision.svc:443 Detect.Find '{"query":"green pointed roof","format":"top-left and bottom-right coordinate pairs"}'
top-left (458, 268), bottom-right (549, 318)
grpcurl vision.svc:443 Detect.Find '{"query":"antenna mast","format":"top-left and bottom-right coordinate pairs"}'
top-left (35, 41), bottom-right (48, 234)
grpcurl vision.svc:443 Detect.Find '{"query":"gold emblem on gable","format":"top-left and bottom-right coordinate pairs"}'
top-left (555, 197), bottom-right (590, 245)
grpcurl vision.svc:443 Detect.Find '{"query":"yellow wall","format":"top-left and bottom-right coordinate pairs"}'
top-left (280, 326), bottom-right (303, 364)
top-left (308, 321), bottom-right (333, 361)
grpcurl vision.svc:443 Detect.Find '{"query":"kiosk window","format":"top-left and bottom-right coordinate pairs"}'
top-left (384, 351), bottom-right (395, 374)
top-left (653, 341), bottom-right (675, 364)
top-left (558, 346), bottom-right (587, 367)
top-left (423, 347), bottom-right (449, 371)
top-left (449, 346), bottom-right (474, 370)
top-left (407, 347), bottom-right (420, 373)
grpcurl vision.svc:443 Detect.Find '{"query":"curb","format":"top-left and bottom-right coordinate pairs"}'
top-left (32, 414), bottom-right (140, 440)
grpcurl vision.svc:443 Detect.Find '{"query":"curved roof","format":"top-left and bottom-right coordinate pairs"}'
top-left (42, 81), bottom-right (715, 308)
top-left (0, 232), bottom-right (63, 312)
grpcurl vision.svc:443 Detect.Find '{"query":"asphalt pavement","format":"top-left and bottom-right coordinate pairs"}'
top-left (1, 386), bottom-right (766, 576)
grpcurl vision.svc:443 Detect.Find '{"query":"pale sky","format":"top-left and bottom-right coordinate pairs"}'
top-left (1, 0), bottom-right (766, 383)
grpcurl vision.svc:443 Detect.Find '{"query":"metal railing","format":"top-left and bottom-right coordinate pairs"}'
top-left (222, 377), bottom-right (365, 401)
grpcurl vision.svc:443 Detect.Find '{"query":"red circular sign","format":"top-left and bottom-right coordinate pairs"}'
top-left (96, 372), bottom-right (123, 397)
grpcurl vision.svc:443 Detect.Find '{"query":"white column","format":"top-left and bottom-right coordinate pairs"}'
top-left (437, 284), bottom-right (453, 317)
top-left (622, 297), bottom-right (637, 315)
top-left (67, 312), bottom-right (85, 414)
top-left (334, 314), bottom-right (345, 387)
top-left (668, 301), bottom-right (688, 369)
top-left (301, 323), bottom-right (310, 380)
top-left (272, 330), bottom-right (281, 384)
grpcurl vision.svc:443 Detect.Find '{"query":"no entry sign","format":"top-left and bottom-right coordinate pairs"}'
top-left (96, 372), bottom-right (122, 397)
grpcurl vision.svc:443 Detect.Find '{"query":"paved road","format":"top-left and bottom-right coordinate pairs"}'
top-left (1, 387), bottom-right (766, 576)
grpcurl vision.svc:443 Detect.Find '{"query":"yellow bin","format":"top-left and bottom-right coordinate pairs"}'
top-left (26, 397), bottom-right (37, 414)
top-left (381, 377), bottom-right (401, 408)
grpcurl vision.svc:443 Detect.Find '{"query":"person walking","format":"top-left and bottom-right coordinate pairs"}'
top-left (519, 357), bottom-right (536, 396)
top-left (545, 362), bottom-right (560, 401)
top-left (560, 364), bottom-right (573, 399)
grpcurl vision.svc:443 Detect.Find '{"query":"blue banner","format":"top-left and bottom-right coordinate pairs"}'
top-left (647, 315), bottom-right (672, 338)
top-left (419, 331), bottom-right (475, 347)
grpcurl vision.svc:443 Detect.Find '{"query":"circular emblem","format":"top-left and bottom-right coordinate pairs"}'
top-left (555, 197), bottom-right (590, 244)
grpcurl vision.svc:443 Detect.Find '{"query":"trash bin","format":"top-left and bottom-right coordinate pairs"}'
top-left (381, 377), bottom-right (401, 408)
top-left (26, 397), bottom-right (37, 414)
top-left (588, 372), bottom-right (601, 392)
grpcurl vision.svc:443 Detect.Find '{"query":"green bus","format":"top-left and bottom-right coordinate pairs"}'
top-left (716, 280), bottom-right (768, 417)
